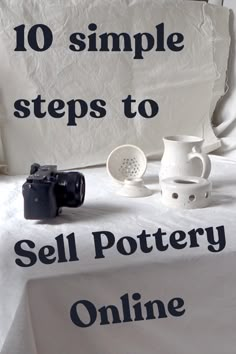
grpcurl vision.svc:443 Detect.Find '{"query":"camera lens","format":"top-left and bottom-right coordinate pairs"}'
top-left (55, 171), bottom-right (85, 208)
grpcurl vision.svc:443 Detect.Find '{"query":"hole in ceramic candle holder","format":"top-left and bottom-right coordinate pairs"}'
top-left (172, 193), bottom-right (178, 199)
top-left (205, 192), bottom-right (209, 198)
top-left (189, 195), bottom-right (196, 202)
top-left (174, 179), bottom-right (198, 185)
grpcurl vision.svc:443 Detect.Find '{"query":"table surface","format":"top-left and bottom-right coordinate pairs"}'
top-left (0, 155), bottom-right (236, 353)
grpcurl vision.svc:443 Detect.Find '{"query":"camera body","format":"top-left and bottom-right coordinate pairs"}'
top-left (23, 163), bottom-right (85, 220)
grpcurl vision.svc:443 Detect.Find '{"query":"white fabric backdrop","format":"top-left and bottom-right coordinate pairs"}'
top-left (0, 0), bottom-right (230, 174)
top-left (214, 0), bottom-right (236, 157)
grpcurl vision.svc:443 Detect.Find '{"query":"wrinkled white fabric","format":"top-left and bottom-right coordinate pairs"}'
top-left (0, 0), bottom-right (230, 174)
top-left (213, 0), bottom-right (236, 159)
top-left (0, 155), bottom-right (236, 353)
top-left (209, 0), bottom-right (223, 5)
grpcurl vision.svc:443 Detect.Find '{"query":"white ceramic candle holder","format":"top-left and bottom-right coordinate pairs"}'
top-left (106, 144), bottom-right (147, 183)
top-left (160, 176), bottom-right (211, 209)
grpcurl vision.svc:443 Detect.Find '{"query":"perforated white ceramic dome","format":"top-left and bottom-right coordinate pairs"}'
top-left (106, 144), bottom-right (147, 183)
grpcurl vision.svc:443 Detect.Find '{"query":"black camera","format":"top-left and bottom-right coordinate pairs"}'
top-left (23, 163), bottom-right (85, 220)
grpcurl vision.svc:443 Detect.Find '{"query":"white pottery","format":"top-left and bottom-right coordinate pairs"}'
top-left (160, 176), bottom-right (212, 209)
top-left (159, 135), bottom-right (211, 181)
top-left (106, 144), bottom-right (147, 183)
top-left (117, 178), bottom-right (152, 198)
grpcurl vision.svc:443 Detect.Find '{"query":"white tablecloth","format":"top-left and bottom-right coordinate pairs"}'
top-left (0, 156), bottom-right (236, 353)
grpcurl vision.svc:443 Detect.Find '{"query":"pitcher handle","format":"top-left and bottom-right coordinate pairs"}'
top-left (188, 151), bottom-right (211, 179)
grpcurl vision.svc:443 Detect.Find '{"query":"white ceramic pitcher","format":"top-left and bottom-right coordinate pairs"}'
top-left (159, 135), bottom-right (211, 181)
